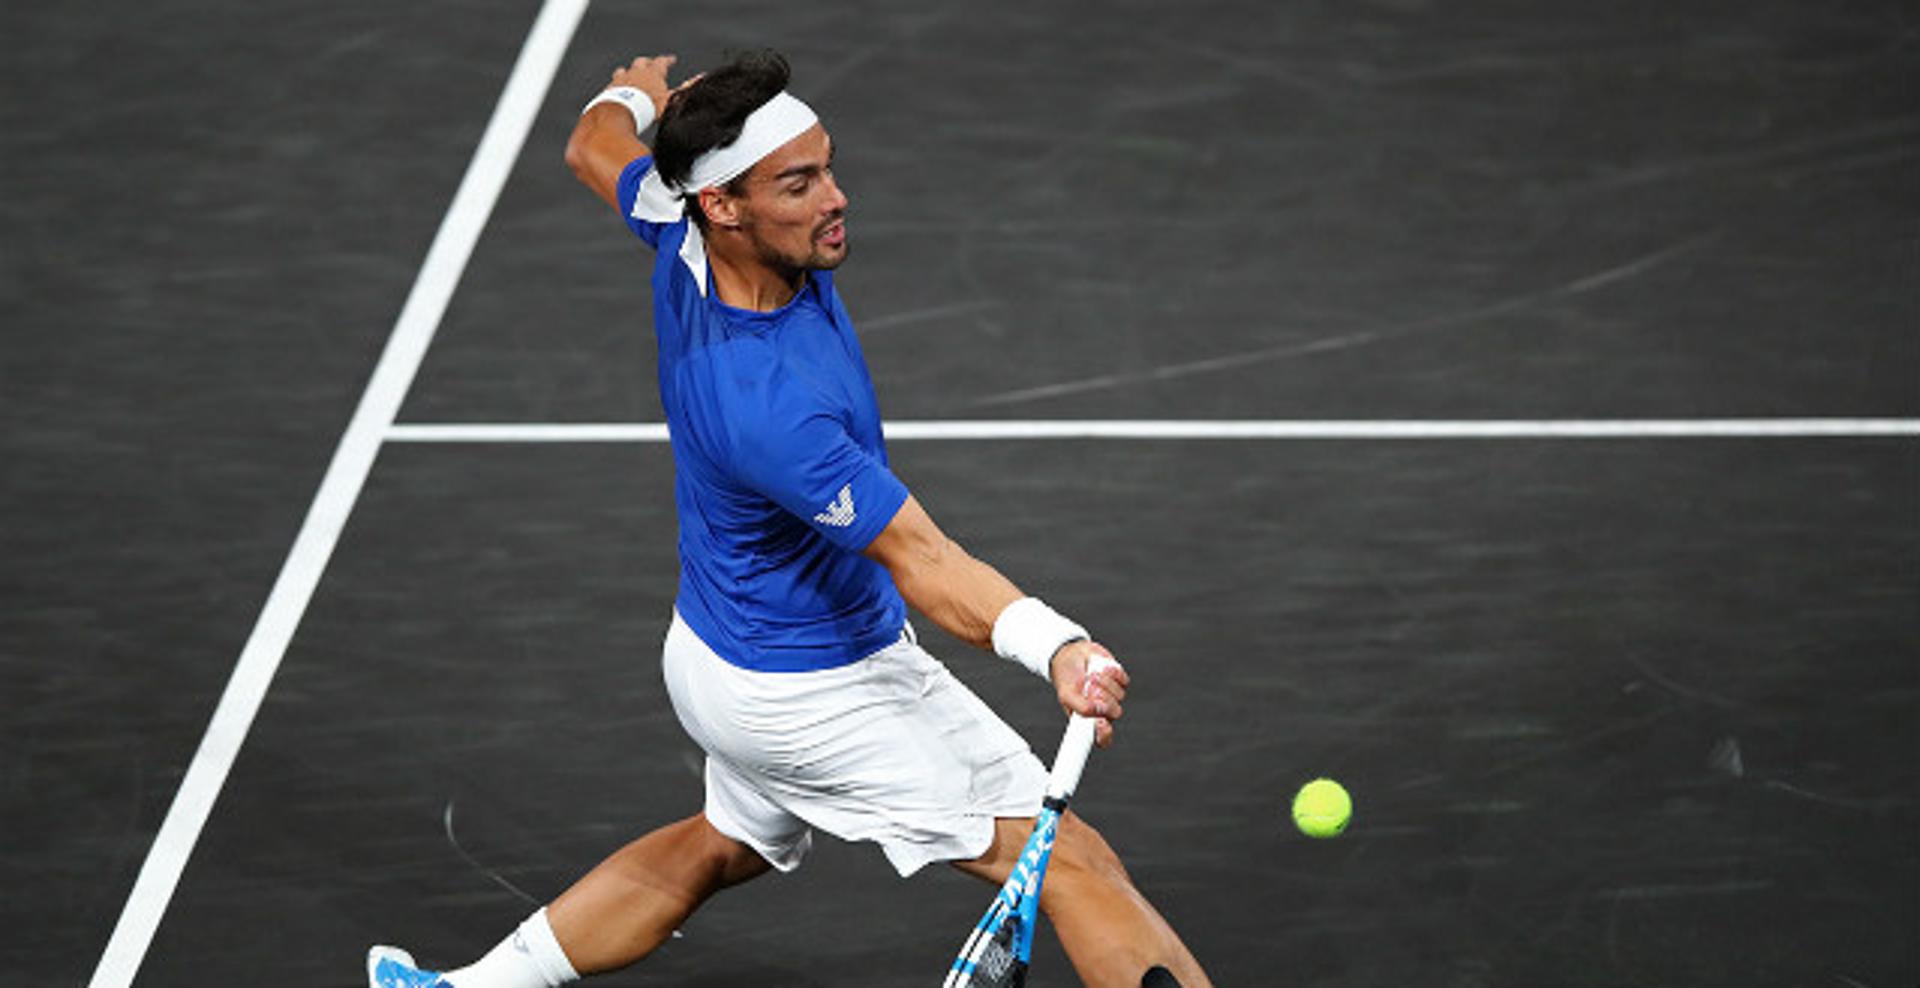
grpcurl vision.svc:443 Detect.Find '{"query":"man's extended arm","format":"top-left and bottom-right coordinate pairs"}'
top-left (865, 495), bottom-right (1129, 741)
top-left (564, 54), bottom-right (687, 209)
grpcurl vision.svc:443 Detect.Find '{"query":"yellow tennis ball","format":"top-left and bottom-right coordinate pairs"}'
top-left (1292, 778), bottom-right (1352, 838)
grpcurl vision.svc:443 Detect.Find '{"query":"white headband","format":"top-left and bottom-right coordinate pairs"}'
top-left (631, 91), bottom-right (819, 223)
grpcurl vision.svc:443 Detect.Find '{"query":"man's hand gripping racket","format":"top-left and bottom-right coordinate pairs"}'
top-left (944, 652), bottom-right (1122, 988)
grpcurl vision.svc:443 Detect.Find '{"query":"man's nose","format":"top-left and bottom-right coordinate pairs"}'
top-left (821, 173), bottom-right (849, 213)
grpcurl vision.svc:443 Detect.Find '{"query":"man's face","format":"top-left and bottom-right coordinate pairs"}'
top-left (730, 123), bottom-right (849, 272)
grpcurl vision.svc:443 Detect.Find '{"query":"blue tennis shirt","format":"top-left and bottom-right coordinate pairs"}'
top-left (617, 156), bottom-right (910, 672)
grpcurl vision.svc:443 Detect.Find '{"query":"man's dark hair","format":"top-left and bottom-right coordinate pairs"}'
top-left (655, 49), bottom-right (791, 224)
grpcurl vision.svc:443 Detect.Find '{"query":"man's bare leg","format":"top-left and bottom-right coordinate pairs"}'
top-left (545, 813), bottom-right (771, 974)
top-left (953, 815), bottom-right (1211, 988)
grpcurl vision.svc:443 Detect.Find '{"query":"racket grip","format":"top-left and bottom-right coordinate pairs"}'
top-left (1046, 714), bottom-right (1099, 800)
top-left (1045, 652), bottom-right (1119, 800)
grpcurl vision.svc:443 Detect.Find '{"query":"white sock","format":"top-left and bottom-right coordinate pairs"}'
top-left (443, 908), bottom-right (580, 988)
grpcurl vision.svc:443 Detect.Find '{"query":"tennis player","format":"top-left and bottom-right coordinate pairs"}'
top-left (367, 50), bottom-right (1209, 988)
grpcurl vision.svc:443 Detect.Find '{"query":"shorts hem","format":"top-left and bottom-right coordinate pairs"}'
top-left (880, 813), bottom-right (1001, 878)
top-left (701, 775), bottom-right (811, 873)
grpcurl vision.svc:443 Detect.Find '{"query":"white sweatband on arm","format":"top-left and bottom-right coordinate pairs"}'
top-left (581, 85), bottom-right (655, 135)
top-left (992, 597), bottom-right (1088, 682)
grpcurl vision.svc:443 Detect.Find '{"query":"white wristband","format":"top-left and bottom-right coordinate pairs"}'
top-left (992, 597), bottom-right (1088, 682)
top-left (581, 85), bottom-right (655, 135)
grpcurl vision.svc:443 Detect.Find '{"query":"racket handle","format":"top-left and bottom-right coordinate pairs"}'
top-left (1044, 654), bottom-right (1120, 800)
top-left (1046, 713), bottom-right (1099, 800)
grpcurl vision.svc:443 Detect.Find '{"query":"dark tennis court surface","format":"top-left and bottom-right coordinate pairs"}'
top-left (5, 0), bottom-right (1916, 985)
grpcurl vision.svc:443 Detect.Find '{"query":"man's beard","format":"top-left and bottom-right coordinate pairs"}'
top-left (805, 240), bottom-right (849, 270)
top-left (752, 220), bottom-right (849, 274)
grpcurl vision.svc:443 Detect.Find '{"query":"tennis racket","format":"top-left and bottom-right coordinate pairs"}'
top-left (943, 664), bottom-right (1112, 988)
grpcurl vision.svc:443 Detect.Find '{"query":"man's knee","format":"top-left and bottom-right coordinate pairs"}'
top-left (686, 813), bottom-right (772, 886)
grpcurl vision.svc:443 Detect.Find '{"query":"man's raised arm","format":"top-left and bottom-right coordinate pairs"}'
top-left (564, 54), bottom-right (687, 209)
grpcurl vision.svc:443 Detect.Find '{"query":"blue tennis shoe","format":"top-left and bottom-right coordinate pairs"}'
top-left (367, 945), bottom-right (450, 988)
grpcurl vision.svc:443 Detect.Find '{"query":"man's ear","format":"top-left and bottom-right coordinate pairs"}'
top-left (699, 187), bottom-right (742, 229)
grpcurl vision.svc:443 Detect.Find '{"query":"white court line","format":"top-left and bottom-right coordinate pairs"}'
top-left (385, 418), bottom-right (1920, 443)
top-left (86, 3), bottom-right (589, 986)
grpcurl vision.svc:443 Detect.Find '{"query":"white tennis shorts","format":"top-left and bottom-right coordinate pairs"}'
top-left (661, 611), bottom-right (1048, 876)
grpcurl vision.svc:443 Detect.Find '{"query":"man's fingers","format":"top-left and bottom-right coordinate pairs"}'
top-left (1058, 641), bottom-right (1128, 733)
top-left (614, 54), bottom-right (678, 83)
top-left (1079, 653), bottom-right (1128, 706)
top-left (1077, 682), bottom-right (1122, 721)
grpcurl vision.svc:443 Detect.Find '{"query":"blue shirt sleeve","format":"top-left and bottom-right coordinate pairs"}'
top-left (615, 155), bottom-right (676, 250)
top-left (722, 360), bottom-right (910, 553)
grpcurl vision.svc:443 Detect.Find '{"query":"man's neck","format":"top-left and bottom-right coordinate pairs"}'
top-left (707, 233), bottom-right (803, 312)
